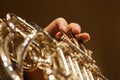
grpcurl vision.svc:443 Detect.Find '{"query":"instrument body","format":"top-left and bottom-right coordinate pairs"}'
top-left (0, 13), bottom-right (108, 80)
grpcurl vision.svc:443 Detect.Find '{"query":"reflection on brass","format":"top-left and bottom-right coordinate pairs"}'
top-left (0, 13), bottom-right (108, 80)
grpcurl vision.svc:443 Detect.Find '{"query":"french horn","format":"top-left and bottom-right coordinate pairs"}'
top-left (0, 13), bottom-right (108, 80)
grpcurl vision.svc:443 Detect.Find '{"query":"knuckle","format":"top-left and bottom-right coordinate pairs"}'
top-left (69, 23), bottom-right (81, 27)
top-left (56, 17), bottom-right (66, 21)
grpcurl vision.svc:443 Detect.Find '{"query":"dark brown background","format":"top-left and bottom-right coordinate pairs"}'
top-left (0, 0), bottom-right (120, 80)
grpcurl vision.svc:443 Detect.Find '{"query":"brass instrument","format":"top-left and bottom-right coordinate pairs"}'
top-left (0, 13), bottom-right (108, 80)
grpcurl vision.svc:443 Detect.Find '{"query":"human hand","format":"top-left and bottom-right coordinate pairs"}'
top-left (44, 18), bottom-right (90, 43)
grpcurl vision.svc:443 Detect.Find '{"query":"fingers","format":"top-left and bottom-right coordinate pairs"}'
top-left (68, 23), bottom-right (81, 35)
top-left (60, 23), bottom-right (81, 38)
top-left (67, 23), bottom-right (90, 43)
top-left (44, 18), bottom-right (68, 36)
top-left (44, 18), bottom-right (90, 42)
top-left (76, 32), bottom-right (90, 43)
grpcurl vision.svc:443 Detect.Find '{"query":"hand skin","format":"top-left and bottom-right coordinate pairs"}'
top-left (24, 18), bottom-right (90, 80)
top-left (44, 18), bottom-right (90, 42)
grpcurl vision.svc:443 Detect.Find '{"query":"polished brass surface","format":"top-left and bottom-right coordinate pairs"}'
top-left (0, 13), bottom-right (108, 80)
